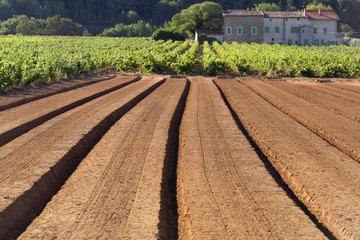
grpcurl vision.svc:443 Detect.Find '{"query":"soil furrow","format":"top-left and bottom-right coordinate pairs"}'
top-left (0, 74), bottom-right (117, 111)
top-left (240, 79), bottom-right (360, 164)
top-left (0, 77), bottom-right (150, 184)
top-left (0, 75), bottom-right (140, 147)
top-left (18, 78), bottom-right (188, 240)
top-left (215, 77), bottom-right (360, 240)
top-left (323, 82), bottom-right (360, 95)
top-left (0, 77), bottom-right (164, 240)
top-left (298, 82), bottom-right (360, 105)
top-left (177, 77), bottom-right (325, 239)
top-left (267, 80), bottom-right (360, 123)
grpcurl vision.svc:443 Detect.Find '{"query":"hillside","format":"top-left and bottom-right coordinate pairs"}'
top-left (0, 0), bottom-right (359, 34)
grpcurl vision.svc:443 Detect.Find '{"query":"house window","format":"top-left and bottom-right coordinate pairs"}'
top-left (291, 27), bottom-right (299, 33)
top-left (252, 27), bottom-right (257, 35)
top-left (237, 27), bottom-right (242, 35)
top-left (226, 27), bottom-right (232, 35)
top-left (324, 28), bottom-right (327, 34)
top-left (275, 26), bottom-right (280, 33)
top-left (304, 39), bottom-right (309, 45)
top-left (248, 17), bottom-right (251, 22)
top-left (288, 39), bottom-right (292, 44)
top-left (314, 28), bottom-right (317, 34)
top-left (265, 27), bottom-right (270, 34)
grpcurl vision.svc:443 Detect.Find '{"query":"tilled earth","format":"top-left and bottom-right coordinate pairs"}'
top-left (0, 75), bottom-right (359, 239)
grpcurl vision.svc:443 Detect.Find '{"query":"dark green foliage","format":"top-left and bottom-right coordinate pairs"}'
top-left (100, 20), bottom-right (153, 37)
top-left (171, 1), bottom-right (223, 37)
top-left (1, 15), bottom-right (86, 36)
top-left (0, 0), bottom-right (358, 34)
top-left (42, 15), bottom-right (85, 36)
top-left (152, 29), bottom-right (185, 41)
top-left (198, 35), bottom-right (218, 44)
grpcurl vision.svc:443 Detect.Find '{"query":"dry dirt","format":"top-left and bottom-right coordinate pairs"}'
top-left (0, 75), bottom-right (359, 239)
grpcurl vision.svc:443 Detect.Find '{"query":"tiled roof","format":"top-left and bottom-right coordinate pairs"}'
top-left (222, 10), bottom-right (264, 16)
top-left (263, 11), bottom-right (306, 18)
top-left (305, 9), bottom-right (340, 20)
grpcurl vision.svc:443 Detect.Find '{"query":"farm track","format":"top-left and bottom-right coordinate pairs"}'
top-left (0, 75), bottom-right (359, 239)
top-left (215, 77), bottom-right (360, 239)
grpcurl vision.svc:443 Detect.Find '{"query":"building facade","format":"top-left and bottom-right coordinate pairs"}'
top-left (222, 10), bottom-right (264, 43)
top-left (203, 9), bottom-right (344, 45)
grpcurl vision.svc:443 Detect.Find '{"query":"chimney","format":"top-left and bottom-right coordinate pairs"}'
top-left (318, 9), bottom-right (321, 15)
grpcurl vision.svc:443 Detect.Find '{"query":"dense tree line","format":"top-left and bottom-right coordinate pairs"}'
top-left (0, 0), bottom-right (358, 34)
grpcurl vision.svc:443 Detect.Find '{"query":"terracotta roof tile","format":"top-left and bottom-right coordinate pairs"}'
top-left (305, 10), bottom-right (340, 20)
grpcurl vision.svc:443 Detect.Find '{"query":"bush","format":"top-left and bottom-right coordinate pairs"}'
top-left (100, 20), bottom-right (152, 37)
top-left (152, 29), bottom-right (185, 41)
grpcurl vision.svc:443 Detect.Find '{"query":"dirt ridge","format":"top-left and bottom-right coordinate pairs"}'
top-left (213, 79), bottom-right (336, 239)
top-left (0, 79), bottom-right (164, 240)
top-left (0, 74), bottom-right (118, 111)
top-left (0, 76), bottom-right (140, 147)
top-left (215, 78), bottom-right (356, 240)
top-left (240, 79), bottom-right (360, 164)
top-left (267, 80), bottom-right (360, 123)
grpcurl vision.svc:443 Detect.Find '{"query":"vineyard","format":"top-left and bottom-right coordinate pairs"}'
top-left (1, 36), bottom-right (360, 90)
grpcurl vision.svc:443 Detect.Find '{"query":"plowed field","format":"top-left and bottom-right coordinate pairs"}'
top-left (0, 75), bottom-right (359, 239)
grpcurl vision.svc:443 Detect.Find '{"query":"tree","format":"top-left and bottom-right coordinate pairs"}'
top-left (16, 18), bottom-right (43, 35)
top-left (152, 28), bottom-right (186, 41)
top-left (43, 15), bottom-right (86, 36)
top-left (100, 20), bottom-right (153, 37)
top-left (170, 1), bottom-right (222, 37)
top-left (152, 0), bottom-right (180, 26)
top-left (0, 15), bottom-right (28, 35)
top-left (250, 3), bottom-right (279, 11)
top-left (306, 3), bottom-right (333, 9)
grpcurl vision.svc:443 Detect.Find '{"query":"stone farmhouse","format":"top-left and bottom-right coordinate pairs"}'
top-left (195, 9), bottom-right (344, 45)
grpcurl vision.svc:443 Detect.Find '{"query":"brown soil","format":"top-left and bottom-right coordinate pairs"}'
top-left (0, 76), bottom-right (164, 239)
top-left (177, 77), bottom-right (325, 239)
top-left (0, 74), bottom-right (359, 239)
top-left (215, 77), bottom-right (360, 239)
top-left (18, 78), bottom-right (188, 239)
top-left (0, 73), bottom-right (118, 111)
top-left (0, 75), bottom-right (140, 147)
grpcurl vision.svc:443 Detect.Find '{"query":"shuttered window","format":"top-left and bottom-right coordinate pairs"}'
top-left (226, 27), bottom-right (232, 35)
top-left (252, 27), bottom-right (257, 35)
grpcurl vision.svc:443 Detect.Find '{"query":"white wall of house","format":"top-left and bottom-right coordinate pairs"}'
top-left (300, 26), bottom-right (313, 45)
top-left (285, 18), bottom-right (311, 45)
top-left (310, 20), bottom-right (342, 45)
top-left (264, 18), bottom-right (285, 44)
